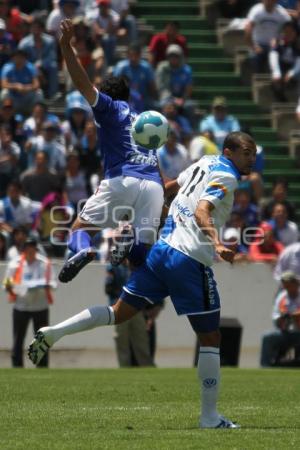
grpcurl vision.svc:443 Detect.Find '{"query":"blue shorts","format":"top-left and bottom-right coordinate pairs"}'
top-left (121, 240), bottom-right (220, 332)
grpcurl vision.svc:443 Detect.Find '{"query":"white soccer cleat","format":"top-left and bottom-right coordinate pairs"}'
top-left (200, 415), bottom-right (240, 429)
top-left (28, 327), bottom-right (54, 365)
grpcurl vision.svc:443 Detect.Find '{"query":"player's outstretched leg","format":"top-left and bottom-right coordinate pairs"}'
top-left (28, 301), bottom-right (138, 365)
top-left (197, 330), bottom-right (240, 429)
top-left (58, 228), bottom-right (97, 283)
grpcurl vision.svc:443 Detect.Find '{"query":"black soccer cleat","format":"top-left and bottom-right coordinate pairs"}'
top-left (58, 248), bottom-right (96, 283)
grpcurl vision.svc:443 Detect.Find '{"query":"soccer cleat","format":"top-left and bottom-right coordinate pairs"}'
top-left (110, 224), bottom-right (135, 266)
top-left (200, 415), bottom-right (240, 429)
top-left (28, 328), bottom-right (54, 365)
top-left (58, 248), bottom-right (96, 283)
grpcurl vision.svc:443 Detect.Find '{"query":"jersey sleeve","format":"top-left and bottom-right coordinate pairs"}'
top-left (91, 89), bottom-right (116, 115)
top-left (199, 171), bottom-right (237, 208)
top-left (177, 162), bottom-right (197, 187)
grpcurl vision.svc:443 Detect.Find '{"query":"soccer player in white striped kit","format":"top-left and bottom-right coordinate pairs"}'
top-left (29, 131), bottom-right (257, 429)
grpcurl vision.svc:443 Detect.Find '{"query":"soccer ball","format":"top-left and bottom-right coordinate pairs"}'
top-left (131, 110), bottom-right (169, 150)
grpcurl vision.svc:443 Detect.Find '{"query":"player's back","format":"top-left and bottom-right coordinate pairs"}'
top-left (161, 155), bottom-right (240, 266)
top-left (91, 90), bottom-right (161, 185)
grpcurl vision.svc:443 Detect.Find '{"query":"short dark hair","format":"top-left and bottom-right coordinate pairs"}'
top-left (223, 131), bottom-right (255, 153)
top-left (128, 42), bottom-right (141, 54)
top-left (272, 177), bottom-right (288, 189)
top-left (165, 20), bottom-right (180, 29)
top-left (8, 179), bottom-right (22, 191)
top-left (99, 76), bottom-right (130, 101)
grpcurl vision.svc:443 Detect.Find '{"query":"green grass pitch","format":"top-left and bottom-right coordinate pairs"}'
top-left (1, 368), bottom-right (299, 449)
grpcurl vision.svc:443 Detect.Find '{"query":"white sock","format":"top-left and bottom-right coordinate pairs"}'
top-left (49, 306), bottom-right (115, 344)
top-left (198, 346), bottom-right (220, 425)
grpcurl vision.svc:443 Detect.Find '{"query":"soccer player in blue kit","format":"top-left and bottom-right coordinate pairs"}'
top-left (29, 131), bottom-right (257, 429)
top-left (57, 19), bottom-right (164, 283)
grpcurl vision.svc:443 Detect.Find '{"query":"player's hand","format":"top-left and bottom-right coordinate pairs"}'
top-left (60, 19), bottom-right (74, 47)
top-left (215, 244), bottom-right (235, 264)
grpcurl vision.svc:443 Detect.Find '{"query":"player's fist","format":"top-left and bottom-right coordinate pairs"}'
top-left (60, 19), bottom-right (74, 47)
top-left (215, 244), bottom-right (235, 264)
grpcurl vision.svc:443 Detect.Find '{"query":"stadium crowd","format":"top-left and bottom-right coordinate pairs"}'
top-left (0, 0), bottom-right (298, 367)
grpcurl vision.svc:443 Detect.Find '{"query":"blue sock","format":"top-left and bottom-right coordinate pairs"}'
top-left (127, 242), bottom-right (149, 266)
top-left (68, 230), bottom-right (92, 254)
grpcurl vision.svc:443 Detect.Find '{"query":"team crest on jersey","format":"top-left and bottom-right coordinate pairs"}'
top-left (203, 378), bottom-right (217, 388)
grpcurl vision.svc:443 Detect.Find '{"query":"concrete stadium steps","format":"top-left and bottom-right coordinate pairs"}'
top-left (236, 114), bottom-right (271, 129)
top-left (193, 86), bottom-right (252, 101)
top-left (257, 141), bottom-right (289, 155)
top-left (193, 72), bottom-right (240, 87)
top-left (189, 57), bottom-right (234, 72)
top-left (264, 183), bottom-right (300, 197)
top-left (264, 155), bottom-right (297, 170)
top-left (132, 2), bottom-right (199, 16)
top-left (143, 15), bottom-right (211, 30)
top-left (199, 100), bottom-right (260, 115)
top-left (250, 127), bottom-right (278, 142)
top-left (263, 169), bottom-right (300, 183)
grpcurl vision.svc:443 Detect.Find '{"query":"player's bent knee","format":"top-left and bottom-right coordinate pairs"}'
top-left (112, 299), bottom-right (139, 324)
top-left (198, 330), bottom-right (221, 348)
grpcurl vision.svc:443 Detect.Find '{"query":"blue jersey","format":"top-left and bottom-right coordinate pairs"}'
top-left (92, 90), bottom-right (161, 185)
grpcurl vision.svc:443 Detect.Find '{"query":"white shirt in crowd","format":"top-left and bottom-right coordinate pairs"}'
top-left (276, 221), bottom-right (299, 247)
top-left (157, 144), bottom-right (190, 180)
top-left (273, 243), bottom-right (300, 281)
top-left (0, 195), bottom-right (39, 228)
top-left (247, 2), bottom-right (290, 46)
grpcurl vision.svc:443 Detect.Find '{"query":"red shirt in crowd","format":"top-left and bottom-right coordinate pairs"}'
top-left (249, 222), bottom-right (284, 263)
top-left (148, 32), bottom-right (188, 66)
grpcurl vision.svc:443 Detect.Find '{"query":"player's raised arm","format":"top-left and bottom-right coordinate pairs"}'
top-left (59, 19), bottom-right (97, 106)
top-left (195, 200), bottom-right (234, 263)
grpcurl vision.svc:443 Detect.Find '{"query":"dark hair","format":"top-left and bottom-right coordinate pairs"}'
top-left (128, 42), bottom-right (142, 54)
top-left (165, 20), bottom-right (180, 29)
top-left (272, 177), bottom-right (288, 189)
top-left (12, 49), bottom-right (27, 59)
top-left (99, 76), bottom-right (130, 101)
top-left (272, 201), bottom-right (288, 212)
top-left (12, 226), bottom-right (28, 239)
top-left (7, 179), bottom-right (22, 191)
top-left (222, 131), bottom-right (255, 153)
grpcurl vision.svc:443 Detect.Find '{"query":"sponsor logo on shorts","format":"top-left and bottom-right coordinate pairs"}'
top-left (203, 378), bottom-right (217, 388)
top-left (205, 268), bottom-right (216, 306)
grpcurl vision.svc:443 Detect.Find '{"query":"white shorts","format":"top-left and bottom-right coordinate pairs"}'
top-left (79, 176), bottom-right (164, 244)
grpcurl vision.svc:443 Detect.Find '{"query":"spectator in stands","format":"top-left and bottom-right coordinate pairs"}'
top-left (0, 18), bottom-right (15, 68)
top-left (87, 0), bottom-right (119, 66)
top-left (65, 150), bottom-right (88, 209)
top-left (0, 0), bottom-right (29, 43)
top-left (110, 0), bottom-right (137, 43)
top-left (157, 128), bottom-right (190, 182)
top-left (199, 96), bottom-right (240, 151)
top-left (245, 0), bottom-right (291, 73)
top-left (0, 229), bottom-right (8, 260)
top-left (262, 177), bottom-right (297, 221)
top-left (21, 151), bottom-right (61, 202)
top-left (0, 124), bottom-right (20, 197)
top-left (233, 189), bottom-right (260, 227)
top-left (78, 120), bottom-right (102, 191)
top-left (269, 202), bottom-right (299, 246)
top-left (148, 20), bottom-right (188, 68)
top-left (249, 221), bottom-right (284, 263)
top-left (3, 237), bottom-right (56, 367)
top-left (189, 131), bottom-right (219, 162)
top-left (19, 16), bottom-right (59, 99)
top-left (105, 256), bottom-right (154, 367)
top-left (47, 0), bottom-right (80, 38)
top-left (25, 121), bottom-right (66, 172)
top-left (161, 98), bottom-right (193, 144)
top-left (23, 101), bottom-right (60, 139)
top-left (62, 99), bottom-right (90, 148)
top-left (221, 227), bottom-right (250, 263)
top-left (156, 44), bottom-right (193, 120)
top-left (0, 98), bottom-right (23, 143)
top-left (274, 242), bottom-right (300, 281)
top-left (113, 43), bottom-right (156, 111)
top-left (7, 225), bottom-right (28, 261)
top-left (260, 271), bottom-right (300, 367)
top-left (269, 22), bottom-right (300, 101)
top-left (1, 49), bottom-right (43, 115)
top-left (0, 180), bottom-right (37, 233)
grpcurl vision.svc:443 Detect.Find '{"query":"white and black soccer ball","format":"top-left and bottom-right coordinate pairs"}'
top-left (131, 110), bottom-right (170, 150)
